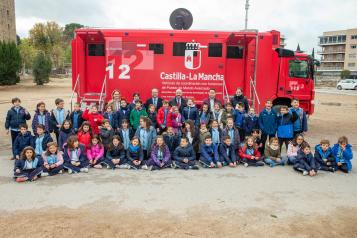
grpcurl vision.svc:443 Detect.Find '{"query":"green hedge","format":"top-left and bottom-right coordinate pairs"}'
top-left (0, 41), bottom-right (21, 85)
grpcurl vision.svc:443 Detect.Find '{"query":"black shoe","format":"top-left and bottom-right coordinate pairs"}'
top-left (191, 165), bottom-right (199, 170)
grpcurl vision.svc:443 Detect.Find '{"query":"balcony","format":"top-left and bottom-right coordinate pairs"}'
top-left (317, 66), bottom-right (344, 72)
top-left (317, 50), bottom-right (345, 55)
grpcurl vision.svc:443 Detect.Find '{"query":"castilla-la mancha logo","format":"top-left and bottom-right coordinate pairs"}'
top-left (184, 42), bottom-right (203, 70)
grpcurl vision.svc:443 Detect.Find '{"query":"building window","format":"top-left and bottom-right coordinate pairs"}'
top-left (351, 45), bottom-right (357, 49)
top-left (351, 35), bottom-right (357, 40)
top-left (208, 43), bottom-right (222, 57)
top-left (8, 24), bottom-right (10, 30)
top-left (227, 46), bottom-right (243, 59)
top-left (349, 53), bottom-right (356, 59)
top-left (149, 43), bottom-right (164, 54)
top-left (348, 63), bottom-right (356, 67)
top-left (88, 44), bottom-right (105, 56)
top-left (7, 10), bottom-right (9, 17)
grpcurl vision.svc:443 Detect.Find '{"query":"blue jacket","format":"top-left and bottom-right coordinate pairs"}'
top-left (173, 144), bottom-right (196, 162)
top-left (182, 106), bottom-right (199, 124)
top-left (222, 127), bottom-right (240, 150)
top-left (103, 112), bottom-right (117, 130)
top-left (234, 110), bottom-right (245, 128)
top-left (14, 156), bottom-right (43, 172)
top-left (31, 110), bottom-right (52, 134)
top-left (258, 109), bottom-right (277, 135)
top-left (163, 133), bottom-right (180, 153)
top-left (58, 129), bottom-right (75, 150)
top-left (243, 114), bottom-right (259, 135)
top-left (147, 112), bottom-right (158, 128)
top-left (13, 131), bottom-right (33, 157)
top-left (126, 145), bottom-right (144, 162)
top-left (50, 109), bottom-right (70, 133)
top-left (62, 143), bottom-right (87, 163)
top-left (5, 106), bottom-right (31, 130)
top-left (276, 112), bottom-right (297, 139)
top-left (135, 126), bottom-right (157, 153)
top-left (106, 146), bottom-right (126, 160)
top-left (200, 144), bottom-right (219, 163)
top-left (69, 110), bottom-right (84, 132)
top-left (32, 133), bottom-right (53, 155)
top-left (314, 144), bottom-right (335, 166)
top-left (289, 107), bottom-right (308, 132)
top-left (116, 107), bottom-right (131, 128)
top-left (332, 143), bottom-right (353, 172)
top-left (295, 150), bottom-right (317, 172)
top-left (218, 143), bottom-right (237, 164)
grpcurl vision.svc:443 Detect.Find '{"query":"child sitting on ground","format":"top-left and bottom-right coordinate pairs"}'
top-left (219, 135), bottom-right (238, 167)
top-left (200, 135), bottom-right (222, 168)
top-left (14, 147), bottom-right (43, 182)
top-left (287, 134), bottom-right (306, 165)
top-left (332, 136), bottom-right (353, 173)
top-left (263, 137), bottom-right (286, 167)
top-left (239, 136), bottom-right (264, 167)
top-left (173, 137), bottom-right (198, 170)
top-left (126, 137), bottom-right (146, 170)
top-left (293, 143), bottom-right (317, 176)
top-left (162, 126), bottom-right (180, 155)
top-left (314, 139), bottom-right (335, 173)
top-left (87, 135), bottom-right (105, 169)
top-left (63, 135), bottom-right (89, 174)
top-left (103, 135), bottom-right (128, 169)
top-left (41, 142), bottom-right (64, 176)
top-left (147, 135), bottom-right (172, 171)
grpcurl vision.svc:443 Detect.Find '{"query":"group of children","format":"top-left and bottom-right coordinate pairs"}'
top-left (5, 93), bottom-right (353, 182)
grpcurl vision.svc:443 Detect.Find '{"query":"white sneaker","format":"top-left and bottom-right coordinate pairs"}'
top-left (106, 165), bottom-right (111, 169)
top-left (41, 172), bottom-right (49, 177)
top-left (115, 164), bottom-right (121, 168)
top-left (303, 170), bottom-right (309, 176)
top-left (142, 165), bottom-right (148, 170)
top-left (94, 164), bottom-right (102, 169)
top-left (244, 163), bottom-right (248, 168)
top-left (80, 168), bottom-right (89, 173)
top-left (118, 164), bottom-right (129, 169)
top-left (58, 170), bottom-right (63, 174)
top-left (68, 169), bottom-right (73, 174)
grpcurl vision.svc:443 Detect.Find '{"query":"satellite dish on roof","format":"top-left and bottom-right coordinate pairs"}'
top-left (170, 8), bottom-right (193, 30)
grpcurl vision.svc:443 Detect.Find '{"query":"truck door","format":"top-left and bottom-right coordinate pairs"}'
top-left (285, 59), bottom-right (313, 100)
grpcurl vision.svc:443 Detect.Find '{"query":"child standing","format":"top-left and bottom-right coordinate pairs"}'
top-left (14, 147), bottom-right (43, 182)
top-left (239, 136), bottom-right (264, 167)
top-left (32, 101), bottom-right (51, 135)
top-left (162, 126), bottom-right (180, 155)
top-left (258, 100), bottom-right (277, 151)
top-left (173, 137), bottom-right (198, 170)
top-left (332, 136), bottom-right (353, 173)
top-left (50, 98), bottom-right (70, 142)
top-left (13, 124), bottom-right (33, 160)
top-left (210, 120), bottom-right (222, 146)
top-left (263, 137), bottom-right (286, 167)
top-left (286, 134), bottom-right (305, 165)
top-left (129, 100), bottom-right (148, 130)
top-left (116, 98), bottom-right (131, 128)
top-left (5, 97), bottom-right (31, 159)
top-left (117, 119), bottom-right (134, 150)
top-left (41, 142), bottom-right (64, 176)
top-left (234, 102), bottom-right (246, 143)
top-left (135, 116), bottom-right (157, 161)
top-left (77, 121), bottom-right (92, 152)
top-left (63, 135), bottom-right (89, 173)
top-left (221, 102), bottom-right (235, 128)
top-left (293, 143), bottom-right (317, 176)
top-left (289, 98), bottom-right (308, 137)
top-left (182, 98), bottom-right (198, 125)
top-left (198, 103), bottom-right (211, 125)
top-left (58, 120), bottom-right (75, 150)
top-left (147, 104), bottom-right (158, 130)
top-left (103, 104), bottom-right (117, 131)
top-left (82, 104), bottom-right (104, 135)
top-left (200, 136), bottom-right (221, 168)
top-left (103, 135), bottom-right (128, 169)
top-left (198, 123), bottom-right (211, 158)
top-left (251, 129), bottom-right (263, 155)
top-left (147, 135), bottom-right (172, 170)
top-left (243, 107), bottom-right (259, 136)
top-left (157, 100), bottom-right (173, 132)
top-left (32, 124), bottom-right (53, 158)
top-left (314, 139), bottom-right (335, 172)
top-left (277, 106), bottom-right (297, 151)
top-left (126, 137), bottom-right (145, 170)
top-left (212, 102), bottom-right (225, 129)
top-left (219, 136), bottom-right (238, 167)
top-left (182, 120), bottom-right (198, 148)
top-left (69, 102), bottom-right (83, 133)
top-left (171, 106), bottom-right (183, 134)
top-left (87, 135), bottom-right (105, 169)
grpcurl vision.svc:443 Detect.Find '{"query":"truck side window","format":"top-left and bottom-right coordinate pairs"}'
top-left (149, 43), bottom-right (164, 54)
top-left (208, 43), bottom-right (222, 57)
top-left (227, 46), bottom-right (243, 59)
top-left (173, 42), bottom-right (197, 56)
top-left (289, 60), bottom-right (308, 78)
top-left (88, 44), bottom-right (105, 56)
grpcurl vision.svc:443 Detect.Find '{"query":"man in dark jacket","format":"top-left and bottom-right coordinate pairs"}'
top-left (173, 137), bottom-right (198, 170)
top-left (5, 97), bottom-right (31, 159)
top-left (145, 88), bottom-right (163, 111)
top-left (231, 88), bottom-right (249, 112)
top-left (169, 89), bottom-right (187, 113)
top-left (203, 89), bottom-right (222, 112)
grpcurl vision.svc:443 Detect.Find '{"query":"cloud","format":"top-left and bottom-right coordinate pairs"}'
top-left (15, 0), bottom-right (357, 53)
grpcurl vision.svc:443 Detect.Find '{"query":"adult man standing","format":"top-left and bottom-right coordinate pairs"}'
top-left (203, 89), bottom-right (222, 112)
top-left (231, 88), bottom-right (249, 112)
top-left (145, 88), bottom-right (163, 111)
top-left (169, 89), bottom-right (187, 112)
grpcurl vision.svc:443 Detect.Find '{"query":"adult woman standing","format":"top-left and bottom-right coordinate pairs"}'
top-left (108, 90), bottom-right (121, 111)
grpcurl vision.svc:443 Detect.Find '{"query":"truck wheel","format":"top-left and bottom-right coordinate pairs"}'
top-left (337, 85), bottom-right (342, 90)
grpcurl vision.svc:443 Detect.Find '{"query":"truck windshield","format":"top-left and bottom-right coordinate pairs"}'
top-left (289, 60), bottom-right (308, 78)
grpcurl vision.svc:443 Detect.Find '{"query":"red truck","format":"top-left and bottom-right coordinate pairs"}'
top-left (71, 28), bottom-right (315, 114)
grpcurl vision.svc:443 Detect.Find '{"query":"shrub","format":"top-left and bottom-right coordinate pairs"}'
top-left (33, 51), bottom-right (52, 85)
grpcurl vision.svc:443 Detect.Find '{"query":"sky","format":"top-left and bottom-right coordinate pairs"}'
top-left (15, 0), bottom-right (357, 54)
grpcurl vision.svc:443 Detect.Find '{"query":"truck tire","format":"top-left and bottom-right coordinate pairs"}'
top-left (337, 85), bottom-right (342, 90)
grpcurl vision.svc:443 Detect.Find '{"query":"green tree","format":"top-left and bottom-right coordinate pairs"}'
top-left (0, 41), bottom-right (22, 85)
top-left (63, 23), bottom-right (83, 42)
top-left (341, 70), bottom-right (351, 79)
top-left (33, 51), bottom-right (52, 85)
top-left (18, 38), bottom-right (37, 73)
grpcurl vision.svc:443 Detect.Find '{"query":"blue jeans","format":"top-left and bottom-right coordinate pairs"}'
top-left (264, 156), bottom-right (287, 167)
top-left (287, 156), bottom-right (297, 165)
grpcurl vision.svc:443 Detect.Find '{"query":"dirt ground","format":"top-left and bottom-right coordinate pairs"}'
top-left (0, 77), bottom-right (356, 238)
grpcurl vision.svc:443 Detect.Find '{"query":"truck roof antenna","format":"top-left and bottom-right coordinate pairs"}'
top-left (245, 0), bottom-right (250, 30)
top-left (170, 8), bottom-right (193, 30)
